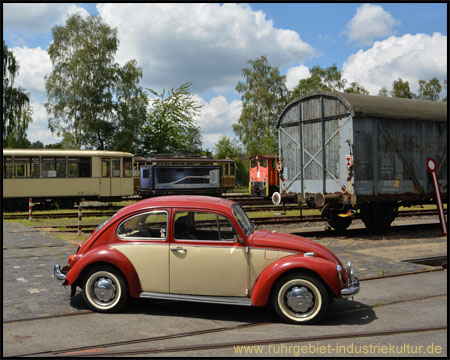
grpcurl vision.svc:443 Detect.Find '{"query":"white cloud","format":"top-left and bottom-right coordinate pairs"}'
top-left (11, 46), bottom-right (52, 96)
top-left (193, 95), bottom-right (242, 151)
top-left (97, 3), bottom-right (318, 94)
top-left (3, 3), bottom-right (89, 38)
top-left (285, 65), bottom-right (311, 90)
top-left (342, 33), bottom-right (447, 95)
top-left (344, 4), bottom-right (399, 46)
top-left (27, 102), bottom-right (61, 145)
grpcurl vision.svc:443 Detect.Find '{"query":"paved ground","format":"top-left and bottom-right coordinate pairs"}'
top-left (2, 220), bottom-right (447, 322)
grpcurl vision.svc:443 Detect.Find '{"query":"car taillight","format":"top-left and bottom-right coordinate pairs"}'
top-left (68, 254), bottom-right (76, 266)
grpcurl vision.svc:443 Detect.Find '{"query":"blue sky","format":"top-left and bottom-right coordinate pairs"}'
top-left (3, 3), bottom-right (447, 150)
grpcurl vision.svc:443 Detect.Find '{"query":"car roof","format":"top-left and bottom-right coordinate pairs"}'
top-left (116, 195), bottom-right (236, 217)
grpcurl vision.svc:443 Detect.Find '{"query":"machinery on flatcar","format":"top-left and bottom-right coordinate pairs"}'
top-left (274, 91), bottom-right (447, 234)
top-left (3, 149), bottom-right (134, 209)
top-left (249, 155), bottom-right (279, 197)
top-left (134, 154), bottom-right (236, 197)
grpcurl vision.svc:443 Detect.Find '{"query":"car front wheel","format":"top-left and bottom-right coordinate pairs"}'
top-left (272, 273), bottom-right (329, 324)
top-left (82, 266), bottom-right (129, 313)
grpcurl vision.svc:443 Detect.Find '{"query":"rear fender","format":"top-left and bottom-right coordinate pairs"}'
top-left (251, 255), bottom-right (341, 306)
top-left (65, 245), bottom-right (141, 298)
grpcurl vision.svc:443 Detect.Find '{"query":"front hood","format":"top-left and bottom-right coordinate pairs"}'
top-left (249, 229), bottom-right (342, 266)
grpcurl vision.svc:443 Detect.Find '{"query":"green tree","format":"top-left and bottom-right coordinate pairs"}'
top-left (45, 14), bottom-right (145, 151)
top-left (345, 82), bottom-right (369, 95)
top-left (417, 77), bottom-right (443, 101)
top-left (139, 83), bottom-right (203, 155)
top-left (233, 56), bottom-right (289, 157)
top-left (214, 135), bottom-right (248, 187)
top-left (378, 86), bottom-right (389, 97)
top-left (3, 40), bottom-right (33, 148)
top-left (391, 78), bottom-right (414, 99)
top-left (113, 59), bottom-right (148, 153)
top-left (291, 63), bottom-right (347, 99)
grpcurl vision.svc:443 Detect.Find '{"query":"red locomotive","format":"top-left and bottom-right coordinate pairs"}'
top-left (249, 155), bottom-right (280, 197)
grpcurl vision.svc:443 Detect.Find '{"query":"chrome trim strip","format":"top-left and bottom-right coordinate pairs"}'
top-left (139, 292), bottom-right (253, 306)
top-left (341, 277), bottom-right (360, 299)
top-left (54, 264), bottom-right (66, 281)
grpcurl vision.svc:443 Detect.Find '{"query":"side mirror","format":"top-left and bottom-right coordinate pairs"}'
top-left (234, 235), bottom-right (245, 245)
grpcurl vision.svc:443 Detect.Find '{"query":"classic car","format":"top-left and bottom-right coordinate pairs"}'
top-left (54, 195), bottom-right (359, 324)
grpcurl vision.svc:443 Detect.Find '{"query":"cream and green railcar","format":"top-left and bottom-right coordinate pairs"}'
top-left (3, 149), bottom-right (134, 209)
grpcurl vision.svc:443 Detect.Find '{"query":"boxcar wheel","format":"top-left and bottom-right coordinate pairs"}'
top-left (272, 273), bottom-right (329, 324)
top-left (82, 266), bottom-right (129, 313)
top-left (328, 216), bottom-right (352, 232)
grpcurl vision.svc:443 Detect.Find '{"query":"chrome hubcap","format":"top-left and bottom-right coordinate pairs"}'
top-left (286, 286), bottom-right (314, 313)
top-left (93, 277), bottom-right (116, 303)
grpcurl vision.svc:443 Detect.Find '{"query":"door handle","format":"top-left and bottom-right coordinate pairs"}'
top-left (171, 247), bottom-right (186, 254)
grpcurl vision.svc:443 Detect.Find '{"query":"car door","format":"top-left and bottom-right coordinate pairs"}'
top-left (110, 210), bottom-right (170, 293)
top-left (169, 210), bottom-right (249, 297)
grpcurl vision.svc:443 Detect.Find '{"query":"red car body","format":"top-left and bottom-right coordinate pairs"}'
top-left (55, 195), bottom-right (359, 324)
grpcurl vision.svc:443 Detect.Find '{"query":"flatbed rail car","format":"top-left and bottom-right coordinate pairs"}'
top-left (274, 91), bottom-right (447, 234)
top-left (3, 149), bottom-right (134, 209)
top-left (249, 155), bottom-right (279, 197)
top-left (133, 155), bottom-right (236, 197)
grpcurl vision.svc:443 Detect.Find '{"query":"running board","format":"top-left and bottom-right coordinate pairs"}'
top-left (139, 292), bottom-right (253, 306)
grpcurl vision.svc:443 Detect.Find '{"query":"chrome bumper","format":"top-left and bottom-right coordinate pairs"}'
top-left (54, 264), bottom-right (66, 282)
top-left (341, 277), bottom-right (360, 299)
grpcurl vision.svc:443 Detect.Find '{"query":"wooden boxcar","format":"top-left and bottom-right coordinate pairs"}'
top-left (275, 91), bottom-right (447, 233)
top-left (3, 149), bottom-right (134, 209)
top-left (133, 154), bottom-right (236, 197)
top-left (249, 155), bottom-right (279, 197)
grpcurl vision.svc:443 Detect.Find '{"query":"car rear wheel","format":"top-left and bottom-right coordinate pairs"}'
top-left (272, 273), bottom-right (329, 324)
top-left (82, 266), bottom-right (129, 313)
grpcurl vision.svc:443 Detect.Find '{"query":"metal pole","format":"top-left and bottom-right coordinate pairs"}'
top-left (29, 198), bottom-right (32, 221)
top-left (427, 158), bottom-right (447, 236)
top-left (78, 203), bottom-right (82, 235)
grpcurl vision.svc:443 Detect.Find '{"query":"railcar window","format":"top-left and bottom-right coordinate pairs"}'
top-left (222, 164), bottom-right (229, 176)
top-left (42, 157), bottom-right (66, 177)
top-left (68, 157), bottom-right (91, 177)
top-left (112, 158), bottom-right (120, 177)
top-left (230, 163), bottom-right (235, 176)
top-left (14, 158), bottom-right (28, 177)
top-left (123, 157), bottom-right (132, 177)
top-left (55, 157), bottom-right (66, 177)
top-left (250, 158), bottom-right (258, 168)
top-left (3, 157), bottom-right (13, 178)
top-left (260, 157), bottom-right (267, 168)
top-left (30, 157), bottom-right (40, 177)
top-left (102, 158), bottom-right (110, 177)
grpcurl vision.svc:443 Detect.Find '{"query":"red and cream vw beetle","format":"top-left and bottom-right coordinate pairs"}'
top-left (54, 195), bottom-right (359, 324)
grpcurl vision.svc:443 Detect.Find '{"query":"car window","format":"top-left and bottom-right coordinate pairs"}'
top-left (232, 204), bottom-right (254, 236)
top-left (173, 211), bottom-right (237, 241)
top-left (117, 211), bottom-right (168, 240)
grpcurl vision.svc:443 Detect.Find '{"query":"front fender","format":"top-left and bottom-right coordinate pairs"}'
top-left (65, 245), bottom-right (141, 298)
top-left (251, 255), bottom-right (341, 306)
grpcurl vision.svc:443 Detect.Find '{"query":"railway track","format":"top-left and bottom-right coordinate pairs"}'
top-left (20, 210), bottom-right (442, 234)
top-left (6, 291), bottom-right (446, 357)
top-left (5, 268), bottom-right (446, 358)
top-left (2, 207), bottom-right (441, 221)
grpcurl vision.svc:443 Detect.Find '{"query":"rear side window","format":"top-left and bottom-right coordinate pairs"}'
top-left (117, 211), bottom-right (168, 240)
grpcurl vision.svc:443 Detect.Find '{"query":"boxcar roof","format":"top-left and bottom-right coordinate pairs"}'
top-left (3, 149), bottom-right (133, 157)
top-left (277, 91), bottom-right (447, 127)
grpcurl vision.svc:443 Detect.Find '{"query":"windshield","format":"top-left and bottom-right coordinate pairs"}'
top-left (95, 212), bottom-right (117, 232)
top-left (232, 204), bottom-right (255, 236)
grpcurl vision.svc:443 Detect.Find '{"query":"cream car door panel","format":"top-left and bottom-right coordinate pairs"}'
top-left (111, 243), bottom-right (169, 293)
top-left (169, 244), bottom-right (248, 296)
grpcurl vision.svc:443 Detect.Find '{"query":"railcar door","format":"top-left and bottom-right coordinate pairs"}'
top-left (169, 210), bottom-right (248, 297)
top-left (100, 158), bottom-right (111, 197)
